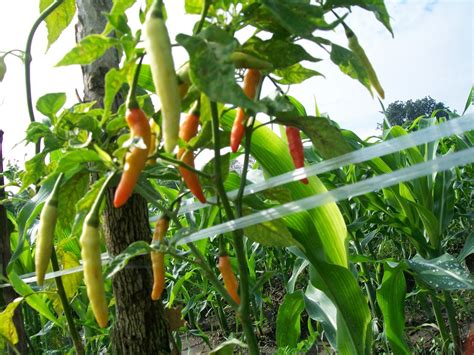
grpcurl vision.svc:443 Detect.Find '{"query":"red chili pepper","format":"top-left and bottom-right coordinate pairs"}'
top-left (177, 108), bottom-right (206, 203)
top-left (230, 69), bottom-right (262, 153)
top-left (286, 126), bottom-right (308, 184)
top-left (114, 108), bottom-right (151, 208)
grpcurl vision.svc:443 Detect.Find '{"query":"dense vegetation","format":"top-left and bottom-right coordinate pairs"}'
top-left (0, 0), bottom-right (472, 354)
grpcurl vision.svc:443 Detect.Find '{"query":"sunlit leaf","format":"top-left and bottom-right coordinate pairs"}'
top-left (40, 0), bottom-right (76, 49)
top-left (56, 34), bottom-right (116, 66)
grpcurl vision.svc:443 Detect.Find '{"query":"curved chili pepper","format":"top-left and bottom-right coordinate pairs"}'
top-left (113, 108), bottom-right (151, 208)
top-left (230, 69), bottom-right (262, 153)
top-left (177, 107), bottom-right (206, 203)
top-left (286, 126), bottom-right (308, 184)
top-left (35, 173), bottom-right (63, 286)
top-left (145, 0), bottom-right (181, 153)
top-left (218, 255), bottom-right (240, 304)
top-left (80, 173), bottom-right (115, 328)
top-left (151, 216), bottom-right (169, 300)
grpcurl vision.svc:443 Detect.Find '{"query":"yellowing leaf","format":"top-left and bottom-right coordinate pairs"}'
top-left (40, 0), bottom-right (76, 50)
top-left (0, 297), bottom-right (23, 350)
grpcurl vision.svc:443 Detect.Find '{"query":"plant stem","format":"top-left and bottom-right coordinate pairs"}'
top-left (210, 101), bottom-right (259, 354)
top-left (50, 249), bottom-right (85, 355)
top-left (166, 217), bottom-right (239, 310)
top-left (24, 0), bottom-right (64, 155)
top-left (428, 290), bottom-right (450, 351)
top-left (153, 152), bottom-right (213, 179)
top-left (443, 291), bottom-right (461, 354)
top-left (194, 0), bottom-right (211, 35)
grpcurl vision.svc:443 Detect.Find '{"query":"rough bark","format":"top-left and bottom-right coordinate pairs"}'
top-left (75, 1), bottom-right (171, 353)
top-left (0, 131), bottom-right (29, 354)
top-left (103, 190), bottom-right (171, 354)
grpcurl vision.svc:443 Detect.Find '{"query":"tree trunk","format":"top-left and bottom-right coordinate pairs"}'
top-left (0, 131), bottom-right (29, 354)
top-left (103, 191), bottom-right (171, 354)
top-left (75, 0), bottom-right (171, 353)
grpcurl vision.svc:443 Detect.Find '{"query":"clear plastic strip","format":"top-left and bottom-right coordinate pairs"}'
top-left (166, 113), bottom-right (473, 218)
top-left (175, 148), bottom-right (474, 245)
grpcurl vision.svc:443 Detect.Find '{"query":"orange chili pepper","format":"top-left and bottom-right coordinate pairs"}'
top-left (177, 106), bottom-right (206, 203)
top-left (230, 69), bottom-right (262, 153)
top-left (151, 216), bottom-right (169, 300)
top-left (218, 255), bottom-right (240, 304)
top-left (113, 108), bottom-right (151, 208)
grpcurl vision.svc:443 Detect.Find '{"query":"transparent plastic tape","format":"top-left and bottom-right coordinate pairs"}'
top-left (156, 113), bottom-right (473, 220)
top-left (175, 147), bottom-right (474, 245)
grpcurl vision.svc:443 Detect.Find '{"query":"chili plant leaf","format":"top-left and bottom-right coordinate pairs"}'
top-left (323, 0), bottom-right (393, 35)
top-left (242, 37), bottom-right (319, 70)
top-left (330, 44), bottom-right (372, 96)
top-left (36, 93), bottom-right (67, 119)
top-left (56, 34), bottom-right (116, 66)
top-left (274, 63), bottom-right (323, 85)
top-left (40, 0), bottom-right (76, 50)
top-left (274, 115), bottom-right (353, 159)
top-left (176, 27), bottom-right (266, 113)
top-left (0, 297), bottom-right (23, 349)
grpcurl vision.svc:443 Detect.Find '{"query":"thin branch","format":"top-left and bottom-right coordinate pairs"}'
top-left (24, 0), bottom-right (65, 154)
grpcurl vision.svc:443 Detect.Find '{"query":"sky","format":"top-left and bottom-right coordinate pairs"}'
top-left (0, 0), bottom-right (473, 167)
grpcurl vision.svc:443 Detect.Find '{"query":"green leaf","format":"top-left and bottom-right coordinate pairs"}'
top-left (409, 201), bottom-right (440, 249)
top-left (56, 149), bottom-right (103, 173)
top-left (276, 290), bottom-right (305, 348)
top-left (244, 219), bottom-right (302, 248)
top-left (274, 63), bottom-right (323, 85)
top-left (105, 241), bottom-right (151, 278)
top-left (137, 63), bottom-right (156, 93)
top-left (8, 271), bottom-right (60, 326)
top-left (203, 152), bottom-right (230, 184)
top-left (20, 153), bottom-right (47, 189)
top-left (56, 34), bottom-right (116, 66)
top-left (408, 254), bottom-right (474, 290)
top-left (103, 64), bottom-right (131, 124)
top-left (36, 92), bottom-right (66, 119)
top-left (462, 86), bottom-right (473, 115)
top-left (275, 115), bottom-right (353, 159)
top-left (242, 37), bottom-right (319, 70)
top-left (209, 338), bottom-right (247, 355)
top-left (324, 0), bottom-right (393, 35)
top-left (330, 44), bottom-right (372, 96)
top-left (102, 0), bottom-right (135, 34)
top-left (304, 284), bottom-right (337, 349)
top-left (376, 264), bottom-right (410, 355)
top-left (26, 122), bottom-right (52, 144)
top-left (0, 297), bottom-right (22, 349)
top-left (176, 28), bottom-right (266, 113)
top-left (260, 0), bottom-right (334, 36)
top-left (40, 0), bottom-right (76, 49)
top-left (185, 0), bottom-right (203, 14)
top-left (433, 170), bottom-right (455, 236)
top-left (0, 56), bottom-right (7, 82)
top-left (57, 172), bottom-right (89, 233)
top-left (458, 232), bottom-right (474, 262)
